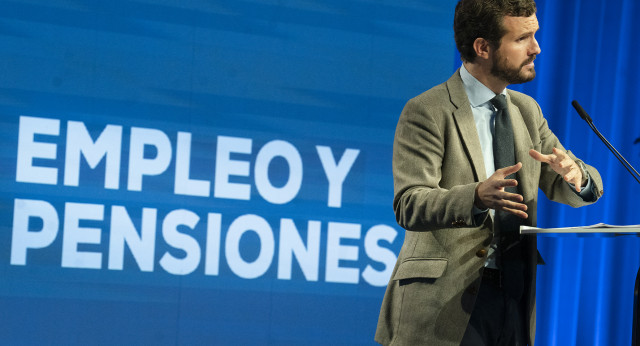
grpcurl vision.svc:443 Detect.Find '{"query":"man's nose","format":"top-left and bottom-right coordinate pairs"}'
top-left (531, 37), bottom-right (541, 55)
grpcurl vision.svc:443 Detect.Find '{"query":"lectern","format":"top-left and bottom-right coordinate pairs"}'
top-left (521, 224), bottom-right (640, 346)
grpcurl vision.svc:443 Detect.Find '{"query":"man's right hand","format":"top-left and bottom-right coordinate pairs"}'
top-left (474, 162), bottom-right (528, 219)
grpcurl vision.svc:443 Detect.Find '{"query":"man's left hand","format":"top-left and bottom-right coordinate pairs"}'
top-left (529, 148), bottom-right (584, 192)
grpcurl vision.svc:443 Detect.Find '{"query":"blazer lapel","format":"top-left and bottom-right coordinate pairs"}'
top-left (447, 70), bottom-right (487, 181)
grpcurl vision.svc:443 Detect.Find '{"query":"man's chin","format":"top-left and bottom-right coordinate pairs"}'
top-left (511, 69), bottom-right (536, 84)
top-left (491, 64), bottom-right (537, 85)
top-left (523, 64), bottom-right (536, 76)
top-left (522, 70), bottom-right (536, 82)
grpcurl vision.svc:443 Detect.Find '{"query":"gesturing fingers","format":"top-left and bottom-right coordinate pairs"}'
top-left (562, 163), bottom-right (583, 192)
top-left (528, 149), bottom-right (552, 164)
top-left (502, 206), bottom-right (529, 219)
top-left (475, 170), bottom-right (528, 218)
top-left (486, 190), bottom-right (528, 218)
top-left (495, 162), bottom-right (523, 178)
top-left (531, 148), bottom-right (572, 171)
top-left (551, 148), bottom-right (574, 168)
top-left (530, 148), bottom-right (568, 165)
top-left (529, 148), bottom-right (585, 192)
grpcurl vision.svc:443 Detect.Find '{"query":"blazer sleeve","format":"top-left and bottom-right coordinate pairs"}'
top-left (528, 99), bottom-right (604, 206)
top-left (392, 95), bottom-right (482, 232)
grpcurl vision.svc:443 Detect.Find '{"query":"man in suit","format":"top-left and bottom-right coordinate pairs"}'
top-left (374, 0), bottom-right (603, 345)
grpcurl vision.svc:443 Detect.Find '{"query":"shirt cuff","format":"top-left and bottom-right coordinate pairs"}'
top-left (567, 167), bottom-right (596, 202)
top-left (473, 204), bottom-right (488, 215)
top-left (472, 204), bottom-right (489, 225)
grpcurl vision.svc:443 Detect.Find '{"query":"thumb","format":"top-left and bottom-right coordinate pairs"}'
top-left (498, 162), bottom-right (522, 177)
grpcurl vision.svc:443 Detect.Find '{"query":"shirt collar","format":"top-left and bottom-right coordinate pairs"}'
top-left (460, 64), bottom-right (507, 108)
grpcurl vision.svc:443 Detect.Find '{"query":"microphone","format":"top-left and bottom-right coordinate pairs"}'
top-left (571, 100), bottom-right (640, 184)
top-left (571, 100), bottom-right (593, 123)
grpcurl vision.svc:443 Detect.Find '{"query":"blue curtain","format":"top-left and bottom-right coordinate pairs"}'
top-left (504, 0), bottom-right (640, 344)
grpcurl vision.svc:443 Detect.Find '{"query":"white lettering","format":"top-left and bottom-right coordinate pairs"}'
top-left (64, 121), bottom-right (122, 189)
top-left (127, 127), bottom-right (172, 191)
top-left (325, 222), bottom-right (361, 284)
top-left (108, 206), bottom-right (157, 272)
top-left (214, 136), bottom-right (252, 200)
top-left (175, 131), bottom-right (211, 197)
top-left (225, 214), bottom-right (274, 279)
top-left (159, 209), bottom-right (201, 275)
top-left (204, 213), bottom-right (222, 276)
top-left (316, 146), bottom-right (359, 208)
top-left (11, 199), bottom-right (59, 265)
top-left (277, 219), bottom-right (321, 281)
top-left (362, 224), bottom-right (397, 287)
top-left (16, 116), bottom-right (60, 185)
top-left (61, 202), bottom-right (104, 269)
top-left (254, 140), bottom-right (303, 204)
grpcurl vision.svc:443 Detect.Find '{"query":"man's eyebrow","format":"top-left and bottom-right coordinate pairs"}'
top-left (520, 26), bottom-right (540, 37)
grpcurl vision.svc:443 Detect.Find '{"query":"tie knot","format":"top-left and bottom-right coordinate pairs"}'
top-left (490, 94), bottom-right (508, 111)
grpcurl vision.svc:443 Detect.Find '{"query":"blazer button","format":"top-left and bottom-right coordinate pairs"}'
top-left (476, 248), bottom-right (488, 258)
top-left (451, 218), bottom-right (465, 227)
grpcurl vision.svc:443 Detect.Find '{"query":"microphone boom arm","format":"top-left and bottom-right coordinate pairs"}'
top-left (571, 100), bottom-right (640, 185)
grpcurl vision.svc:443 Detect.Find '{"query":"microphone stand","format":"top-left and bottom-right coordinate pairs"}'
top-left (571, 100), bottom-right (640, 346)
top-left (571, 101), bottom-right (640, 184)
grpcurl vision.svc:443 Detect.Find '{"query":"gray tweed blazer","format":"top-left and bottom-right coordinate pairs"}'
top-left (374, 70), bottom-right (603, 346)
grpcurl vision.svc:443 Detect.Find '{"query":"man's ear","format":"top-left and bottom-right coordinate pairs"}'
top-left (473, 38), bottom-right (491, 60)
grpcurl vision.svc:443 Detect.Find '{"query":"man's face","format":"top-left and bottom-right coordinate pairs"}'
top-left (490, 14), bottom-right (541, 85)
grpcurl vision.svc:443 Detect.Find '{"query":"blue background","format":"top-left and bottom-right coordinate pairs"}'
top-left (1, 0), bottom-right (639, 345)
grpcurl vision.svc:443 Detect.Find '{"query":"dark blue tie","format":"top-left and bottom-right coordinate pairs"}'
top-left (490, 94), bottom-right (524, 300)
top-left (490, 94), bottom-right (521, 243)
top-left (490, 94), bottom-right (516, 182)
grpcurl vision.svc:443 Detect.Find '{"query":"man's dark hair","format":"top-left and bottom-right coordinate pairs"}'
top-left (454, 0), bottom-right (537, 62)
